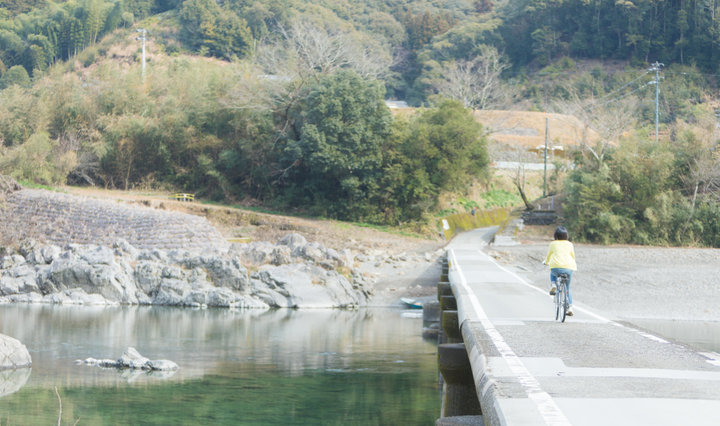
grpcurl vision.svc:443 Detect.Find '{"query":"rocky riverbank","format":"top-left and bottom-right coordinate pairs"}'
top-left (0, 234), bottom-right (376, 308)
top-left (0, 179), bottom-right (446, 309)
top-left (0, 234), bottom-right (443, 309)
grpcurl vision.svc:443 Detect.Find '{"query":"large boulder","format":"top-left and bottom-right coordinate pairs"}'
top-left (0, 334), bottom-right (31, 369)
top-left (43, 288), bottom-right (114, 305)
top-left (0, 258), bottom-right (40, 295)
top-left (25, 244), bottom-right (61, 265)
top-left (41, 247), bottom-right (138, 304)
top-left (133, 261), bottom-right (164, 296)
top-left (277, 233), bottom-right (307, 250)
top-left (254, 264), bottom-right (367, 308)
top-left (270, 246), bottom-right (292, 266)
top-left (292, 243), bottom-right (325, 264)
top-left (236, 241), bottom-right (275, 265)
top-left (183, 256), bottom-right (251, 293)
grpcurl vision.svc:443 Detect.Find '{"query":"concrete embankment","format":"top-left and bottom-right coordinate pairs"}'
top-left (0, 187), bottom-right (227, 252)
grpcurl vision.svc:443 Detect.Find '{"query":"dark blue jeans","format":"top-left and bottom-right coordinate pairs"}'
top-left (550, 268), bottom-right (573, 305)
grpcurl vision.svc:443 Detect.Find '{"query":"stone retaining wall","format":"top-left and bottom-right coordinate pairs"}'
top-left (0, 189), bottom-right (228, 252)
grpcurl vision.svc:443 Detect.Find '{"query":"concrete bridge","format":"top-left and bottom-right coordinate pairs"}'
top-left (435, 228), bottom-right (720, 425)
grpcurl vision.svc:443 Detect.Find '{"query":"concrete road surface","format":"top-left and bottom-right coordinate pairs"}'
top-left (447, 228), bottom-right (720, 425)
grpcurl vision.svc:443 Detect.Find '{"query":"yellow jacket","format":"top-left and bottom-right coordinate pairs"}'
top-left (544, 240), bottom-right (577, 270)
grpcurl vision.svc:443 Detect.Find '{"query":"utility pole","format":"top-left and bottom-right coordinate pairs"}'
top-left (649, 61), bottom-right (664, 142)
top-left (136, 28), bottom-right (147, 83)
top-left (543, 116), bottom-right (548, 197)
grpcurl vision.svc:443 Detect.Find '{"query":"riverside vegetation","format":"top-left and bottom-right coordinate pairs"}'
top-left (2, 1), bottom-right (720, 246)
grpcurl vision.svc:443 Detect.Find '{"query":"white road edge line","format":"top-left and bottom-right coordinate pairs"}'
top-left (477, 249), bottom-right (679, 346)
top-left (699, 352), bottom-right (720, 367)
top-left (449, 249), bottom-right (572, 426)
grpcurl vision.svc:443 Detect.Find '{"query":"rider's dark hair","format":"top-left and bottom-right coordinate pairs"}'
top-left (554, 226), bottom-right (569, 241)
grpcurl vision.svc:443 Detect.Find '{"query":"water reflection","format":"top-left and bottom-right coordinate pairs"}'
top-left (0, 368), bottom-right (30, 398)
top-left (0, 304), bottom-right (436, 383)
top-left (0, 305), bottom-right (440, 425)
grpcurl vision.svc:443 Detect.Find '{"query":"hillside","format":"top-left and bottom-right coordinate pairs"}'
top-left (4, 1), bottom-right (720, 249)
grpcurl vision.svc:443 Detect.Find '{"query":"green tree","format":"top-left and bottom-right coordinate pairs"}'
top-left (0, 29), bottom-right (25, 71)
top-left (0, 131), bottom-right (76, 184)
top-left (123, 0), bottom-right (152, 20)
top-left (1, 0), bottom-right (44, 15)
top-left (279, 70), bottom-right (391, 219)
top-left (408, 99), bottom-right (488, 191)
top-left (23, 34), bottom-right (54, 72)
top-left (0, 64), bottom-right (31, 89)
top-left (563, 134), bottom-right (700, 245)
top-left (563, 164), bottom-right (634, 244)
top-left (179, 0), bottom-right (252, 59)
top-left (390, 99), bottom-right (489, 220)
top-left (403, 11), bottom-right (454, 51)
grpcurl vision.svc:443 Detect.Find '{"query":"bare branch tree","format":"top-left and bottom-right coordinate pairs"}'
top-left (511, 146), bottom-right (538, 210)
top-left (434, 45), bottom-right (510, 110)
top-left (552, 88), bottom-right (638, 170)
top-left (256, 18), bottom-right (392, 83)
top-left (222, 63), bottom-right (287, 112)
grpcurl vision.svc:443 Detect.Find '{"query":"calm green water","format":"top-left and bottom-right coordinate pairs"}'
top-left (0, 305), bottom-right (440, 425)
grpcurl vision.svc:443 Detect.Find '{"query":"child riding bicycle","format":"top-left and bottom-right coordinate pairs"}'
top-left (543, 226), bottom-right (577, 316)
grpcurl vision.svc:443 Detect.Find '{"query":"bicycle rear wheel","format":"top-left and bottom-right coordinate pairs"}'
top-left (554, 282), bottom-right (562, 321)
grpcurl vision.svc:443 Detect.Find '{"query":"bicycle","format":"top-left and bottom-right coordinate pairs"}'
top-left (554, 273), bottom-right (570, 322)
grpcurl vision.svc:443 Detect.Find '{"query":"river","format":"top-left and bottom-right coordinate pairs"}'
top-left (0, 305), bottom-right (440, 424)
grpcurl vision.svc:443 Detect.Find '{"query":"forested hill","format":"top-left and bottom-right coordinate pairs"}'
top-left (3, 1), bottom-right (720, 247)
top-left (2, 0), bottom-right (720, 102)
top-left (1, 0), bottom-right (46, 16)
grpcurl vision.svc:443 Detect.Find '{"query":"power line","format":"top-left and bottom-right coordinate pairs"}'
top-left (591, 70), bottom-right (651, 103)
top-left (577, 63), bottom-right (661, 138)
top-left (664, 70), bottom-right (720, 78)
top-left (576, 78), bottom-right (653, 116)
top-left (590, 82), bottom-right (652, 109)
